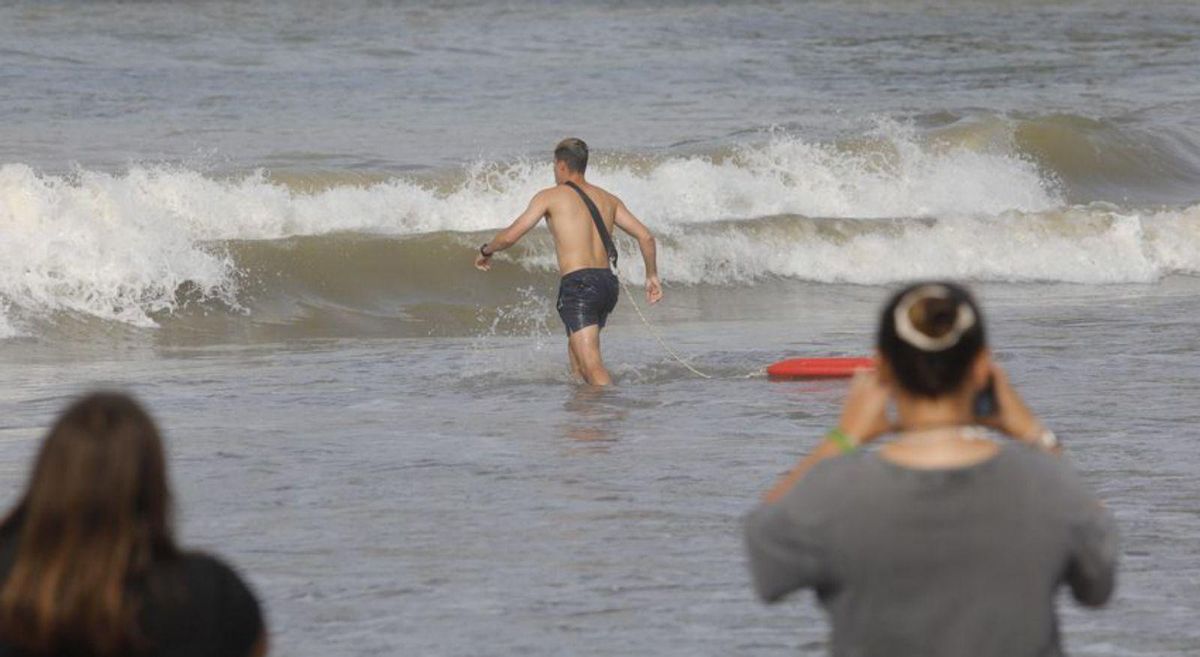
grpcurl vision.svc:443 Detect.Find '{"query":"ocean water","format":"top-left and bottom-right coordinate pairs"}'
top-left (1, 1), bottom-right (1198, 655)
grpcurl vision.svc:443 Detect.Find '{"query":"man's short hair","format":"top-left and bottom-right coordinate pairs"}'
top-left (555, 138), bottom-right (588, 173)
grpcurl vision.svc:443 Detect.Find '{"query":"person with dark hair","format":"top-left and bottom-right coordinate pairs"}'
top-left (0, 392), bottom-right (266, 657)
top-left (744, 282), bottom-right (1117, 657)
top-left (474, 137), bottom-right (663, 386)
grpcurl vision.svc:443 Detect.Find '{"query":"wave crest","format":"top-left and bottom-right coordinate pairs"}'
top-left (1, 116), bottom-right (1197, 334)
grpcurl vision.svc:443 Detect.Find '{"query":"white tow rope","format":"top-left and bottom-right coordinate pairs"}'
top-left (616, 267), bottom-right (713, 380)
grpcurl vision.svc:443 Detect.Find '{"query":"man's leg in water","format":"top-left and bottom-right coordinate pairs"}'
top-left (567, 325), bottom-right (612, 386)
top-left (567, 340), bottom-right (584, 382)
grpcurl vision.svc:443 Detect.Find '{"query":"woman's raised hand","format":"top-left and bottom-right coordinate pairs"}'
top-left (979, 364), bottom-right (1044, 442)
top-left (837, 367), bottom-right (894, 444)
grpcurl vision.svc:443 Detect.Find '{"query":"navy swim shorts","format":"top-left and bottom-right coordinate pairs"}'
top-left (556, 268), bottom-right (619, 335)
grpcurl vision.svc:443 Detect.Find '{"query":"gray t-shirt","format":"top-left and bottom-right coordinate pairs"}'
top-left (744, 442), bottom-right (1117, 657)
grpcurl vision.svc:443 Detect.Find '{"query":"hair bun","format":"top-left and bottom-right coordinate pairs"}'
top-left (893, 285), bottom-right (977, 352)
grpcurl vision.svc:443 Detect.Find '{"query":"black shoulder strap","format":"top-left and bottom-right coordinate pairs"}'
top-left (564, 181), bottom-right (617, 269)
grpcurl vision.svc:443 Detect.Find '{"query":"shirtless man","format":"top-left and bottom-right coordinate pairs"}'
top-left (474, 138), bottom-right (663, 386)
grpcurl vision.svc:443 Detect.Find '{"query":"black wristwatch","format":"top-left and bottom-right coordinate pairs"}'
top-left (480, 243), bottom-right (493, 258)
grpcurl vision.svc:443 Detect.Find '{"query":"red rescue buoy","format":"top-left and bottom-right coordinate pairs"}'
top-left (767, 357), bottom-right (874, 380)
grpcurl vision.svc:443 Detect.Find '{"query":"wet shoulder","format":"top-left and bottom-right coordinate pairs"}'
top-left (575, 183), bottom-right (620, 214)
top-left (590, 184), bottom-right (621, 214)
top-left (545, 184), bottom-right (587, 211)
top-left (540, 185), bottom-right (570, 204)
top-left (586, 183), bottom-right (616, 201)
top-left (550, 183), bottom-right (619, 220)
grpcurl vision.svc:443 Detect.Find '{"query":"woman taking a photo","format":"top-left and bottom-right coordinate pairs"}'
top-left (746, 282), bottom-right (1116, 657)
top-left (0, 392), bottom-right (266, 657)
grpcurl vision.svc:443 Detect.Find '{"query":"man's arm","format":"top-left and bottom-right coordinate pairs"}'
top-left (613, 199), bottom-right (663, 304)
top-left (475, 191), bottom-right (550, 271)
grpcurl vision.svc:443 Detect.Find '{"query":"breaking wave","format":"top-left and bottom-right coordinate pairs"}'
top-left (2, 115), bottom-right (1198, 336)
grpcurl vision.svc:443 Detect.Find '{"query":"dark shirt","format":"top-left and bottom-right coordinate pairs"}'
top-left (745, 442), bottom-right (1117, 657)
top-left (0, 532), bottom-right (263, 657)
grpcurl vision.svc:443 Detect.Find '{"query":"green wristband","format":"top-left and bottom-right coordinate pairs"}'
top-left (826, 428), bottom-right (858, 453)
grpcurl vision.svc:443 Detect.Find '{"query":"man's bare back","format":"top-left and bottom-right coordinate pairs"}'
top-left (542, 182), bottom-right (618, 275)
top-left (472, 138), bottom-right (662, 386)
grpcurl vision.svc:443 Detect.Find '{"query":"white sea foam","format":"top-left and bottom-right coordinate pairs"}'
top-left (607, 122), bottom-right (1060, 227)
top-left (0, 127), bottom-right (1194, 330)
top-left (0, 301), bottom-right (18, 339)
top-left (0, 164), bottom-right (239, 328)
top-left (596, 207), bottom-right (1200, 286)
top-left (2, 124), bottom-right (1059, 237)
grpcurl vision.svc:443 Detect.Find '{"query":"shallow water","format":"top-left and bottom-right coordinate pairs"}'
top-left (2, 280), bottom-right (1199, 655)
top-left (2, 0), bottom-right (1200, 654)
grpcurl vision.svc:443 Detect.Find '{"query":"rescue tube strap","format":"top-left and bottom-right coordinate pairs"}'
top-left (564, 181), bottom-right (618, 269)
